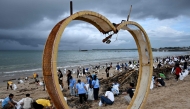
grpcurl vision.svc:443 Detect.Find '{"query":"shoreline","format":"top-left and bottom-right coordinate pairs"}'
top-left (0, 54), bottom-right (190, 109)
top-left (1, 52), bottom-right (190, 83)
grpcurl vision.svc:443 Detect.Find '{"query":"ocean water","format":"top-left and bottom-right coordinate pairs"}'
top-left (0, 50), bottom-right (188, 81)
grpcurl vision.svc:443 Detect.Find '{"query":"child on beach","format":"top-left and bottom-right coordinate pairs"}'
top-left (175, 63), bottom-right (181, 81)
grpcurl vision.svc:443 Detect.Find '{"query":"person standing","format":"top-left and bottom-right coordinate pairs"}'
top-left (175, 63), bottom-right (181, 81)
top-left (105, 67), bottom-right (109, 78)
top-left (183, 60), bottom-right (187, 70)
top-left (2, 93), bottom-right (17, 109)
top-left (69, 76), bottom-right (76, 96)
top-left (83, 67), bottom-right (86, 76)
top-left (77, 67), bottom-right (80, 78)
top-left (58, 69), bottom-right (63, 88)
top-left (67, 70), bottom-right (72, 89)
top-left (92, 75), bottom-right (100, 100)
top-left (75, 79), bottom-right (87, 104)
top-left (116, 63), bottom-right (120, 72)
top-left (20, 94), bottom-right (33, 109)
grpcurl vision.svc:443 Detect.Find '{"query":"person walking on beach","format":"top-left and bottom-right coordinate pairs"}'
top-left (77, 67), bottom-right (80, 78)
top-left (92, 75), bottom-right (100, 100)
top-left (2, 93), bottom-right (17, 109)
top-left (75, 79), bottom-right (87, 105)
top-left (20, 94), bottom-right (33, 109)
top-left (105, 66), bottom-right (110, 78)
top-left (175, 63), bottom-right (181, 81)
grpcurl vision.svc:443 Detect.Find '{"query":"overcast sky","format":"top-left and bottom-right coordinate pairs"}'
top-left (0, 0), bottom-right (190, 50)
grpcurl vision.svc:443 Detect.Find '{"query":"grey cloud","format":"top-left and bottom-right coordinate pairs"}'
top-left (0, 0), bottom-right (190, 50)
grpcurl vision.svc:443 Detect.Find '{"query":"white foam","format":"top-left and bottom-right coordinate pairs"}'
top-left (3, 68), bottom-right (42, 74)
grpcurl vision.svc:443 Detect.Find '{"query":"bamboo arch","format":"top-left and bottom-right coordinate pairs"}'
top-left (42, 11), bottom-right (153, 109)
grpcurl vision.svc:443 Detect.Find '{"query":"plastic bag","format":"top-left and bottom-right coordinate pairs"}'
top-left (87, 88), bottom-right (94, 100)
top-left (183, 70), bottom-right (188, 78)
top-left (19, 80), bottom-right (24, 84)
top-left (179, 73), bottom-right (184, 80)
top-left (39, 82), bottom-right (44, 86)
top-left (150, 80), bottom-right (154, 89)
top-left (0, 99), bottom-right (4, 103)
top-left (99, 100), bottom-right (102, 106)
top-left (60, 85), bottom-right (63, 91)
top-left (85, 84), bottom-right (89, 90)
top-left (171, 67), bottom-right (174, 74)
top-left (124, 95), bottom-right (131, 104)
top-left (64, 97), bottom-right (67, 103)
top-left (13, 84), bottom-right (17, 90)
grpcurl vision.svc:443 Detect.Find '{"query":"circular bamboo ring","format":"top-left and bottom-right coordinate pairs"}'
top-left (42, 11), bottom-right (153, 109)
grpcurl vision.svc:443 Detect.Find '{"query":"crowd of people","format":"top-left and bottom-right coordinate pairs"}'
top-left (1, 55), bottom-right (190, 109)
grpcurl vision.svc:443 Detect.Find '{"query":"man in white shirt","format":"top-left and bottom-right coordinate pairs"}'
top-left (100, 87), bottom-right (114, 106)
top-left (20, 94), bottom-right (33, 109)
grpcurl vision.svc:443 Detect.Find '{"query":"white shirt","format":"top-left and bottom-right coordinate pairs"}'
top-left (22, 97), bottom-right (33, 109)
top-left (105, 91), bottom-right (114, 102)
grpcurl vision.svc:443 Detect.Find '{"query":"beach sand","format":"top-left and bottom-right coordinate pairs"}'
top-left (0, 65), bottom-right (190, 109)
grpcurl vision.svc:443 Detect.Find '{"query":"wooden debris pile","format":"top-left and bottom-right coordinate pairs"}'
top-left (100, 69), bottom-right (139, 92)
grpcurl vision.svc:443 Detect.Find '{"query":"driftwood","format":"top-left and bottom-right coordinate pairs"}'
top-left (3, 78), bottom-right (16, 82)
top-left (100, 69), bottom-right (138, 92)
top-left (17, 88), bottom-right (38, 92)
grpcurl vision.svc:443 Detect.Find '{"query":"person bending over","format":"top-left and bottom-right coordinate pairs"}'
top-left (122, 83), bottom-right (135, 104)
top-left (7, 81), bottom-right (13, 91)
top-left (33, 97), bottom-right (53, 109)
top-left (100, 87), bottom-right (114, 106)
top-left (2, 93), bottom-right (17, 109)
top-left (154, 77), bottom-right (165, 87)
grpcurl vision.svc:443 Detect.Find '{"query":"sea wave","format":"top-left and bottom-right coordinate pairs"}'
top-left (2, 68), bottom-right (42, 74)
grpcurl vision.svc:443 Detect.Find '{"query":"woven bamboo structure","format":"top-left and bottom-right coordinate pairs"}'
top-left (42, 11), bottom-right (153, 109)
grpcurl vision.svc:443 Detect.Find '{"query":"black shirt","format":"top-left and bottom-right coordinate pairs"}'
top-left (127, 88), bottom-right (134, 98)
top-left (157, 78), bottom-right (165, 86)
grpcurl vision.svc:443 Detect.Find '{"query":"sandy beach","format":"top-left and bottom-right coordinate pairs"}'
top-left (0, 60), bottom-right (190, 109)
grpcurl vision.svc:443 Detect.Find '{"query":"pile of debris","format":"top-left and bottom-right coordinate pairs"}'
top-left (100, 69), bottom-right (139, 92)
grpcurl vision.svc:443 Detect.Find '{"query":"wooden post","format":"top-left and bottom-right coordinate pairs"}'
top-left (127, 5), bottom-right (132, 21)
top-left (70, 1), bottom-right (73, 15)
